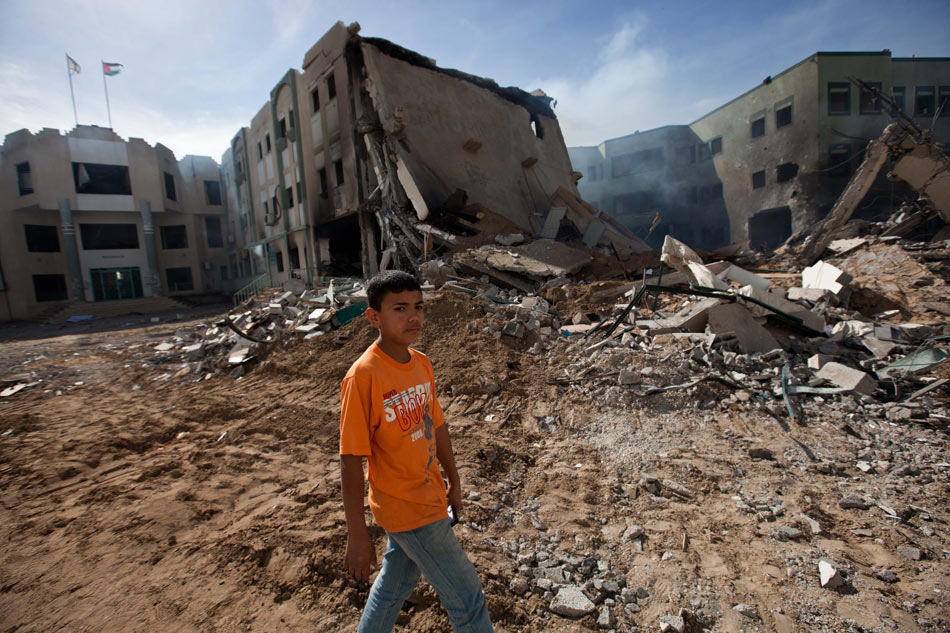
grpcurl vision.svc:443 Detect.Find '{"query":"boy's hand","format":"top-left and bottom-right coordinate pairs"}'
top-left (344, 529), bottom-right (377, 582)
top-left (447, 481), bottom-right (462, 518)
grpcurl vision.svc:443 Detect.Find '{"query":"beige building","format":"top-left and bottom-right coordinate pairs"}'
top-left (222, 21), bottom-right (599, 284)
top-left (0, 125), bottom-right (230, 321)
top-left (572, 51), bottom-right (950, 251)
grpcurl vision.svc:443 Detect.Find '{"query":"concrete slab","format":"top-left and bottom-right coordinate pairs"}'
top-left (705, 303), bottom-right (782, 354)
top-left (815, 362), bottom-right (877, 395)
top-left (540, 206), bottom-right (566, 239)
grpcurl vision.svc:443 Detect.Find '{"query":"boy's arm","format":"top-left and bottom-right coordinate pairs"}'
top-left (435, 424), bottom-right (462, 516)
top-left (340, 454), bottom-right (377, 581)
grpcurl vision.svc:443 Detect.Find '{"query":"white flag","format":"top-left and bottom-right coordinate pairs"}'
top-left (67, 55), bottom-right (81, 74)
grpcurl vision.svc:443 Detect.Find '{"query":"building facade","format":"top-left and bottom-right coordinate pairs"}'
top-left (0, 125), bottom-right (230, 321)
top-left (571, 51), bottom-right (950, 251)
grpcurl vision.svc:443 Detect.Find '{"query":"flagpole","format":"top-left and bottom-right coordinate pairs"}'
top-left (101, 61), bottom-right (113, 128)
top-left (66, 54), bottom-right (78, 127)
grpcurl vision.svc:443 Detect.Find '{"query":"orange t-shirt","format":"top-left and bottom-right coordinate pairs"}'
top-left (339, 342), bottom-right (448, 533)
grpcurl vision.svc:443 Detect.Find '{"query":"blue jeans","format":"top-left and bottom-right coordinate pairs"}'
top-left (357, 518), bottom-right (493, 633)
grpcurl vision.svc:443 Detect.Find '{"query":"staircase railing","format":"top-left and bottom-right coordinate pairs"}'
top-left (232, 273), bottom-right (273, 307)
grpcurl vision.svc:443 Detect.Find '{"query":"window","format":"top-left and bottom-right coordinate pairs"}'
top-left (285, 186), bottom-right (294, 209)
top-left (275, 250), bottom-right (284, 273)
top-left (893, 86), bottom-right (906, 112)
top-left (289, 109), bottom-right (295, 130)
top-left (33, 274), bottom-right (68, 302)
top-left (776, 105), bottom-right (792, 128)
top-left (164, 171), bottom-right (177, 201)
top-left (279, 117), bottom-right (287, 139)
top-left (257, 142), bottom-right (263, 160)
top-left (939, 86), bottom-right (950, 117)
top-left (611, 148), bottom-right (664, 178)
top-left (828, 82), bottom-right (850, 115)
top-left (750, 117), bottom-right (765, 138)
top-left (159, 225), bottom-right (187, 249)
top-left (72, 162), bottom-right (131, 195)
top-left (860, 82), bottom-right (881, 114)
top-left (334, 159), bottom-right (344, 186)
top-left (776, 162), bottom-right (799, 182)
top-left (24, 225), bottom-right (59, 252)
top-left (16, 162), bottom-right (33, 195)
top-left (80, 223), bottom-right (138, 250)
top-left (220, 265), bottom-right (228, 281)
top-left (311, 87), bottom-right (320, 113)
top-left (697, 143), bottom-right (710, 161)
top-left (205, 216), bottom-right (223, 248)
top-left (289, 246), bottom-right (300, 269)
top-left (265, 134), bottom-right (271, 153)
top-left (327, 72), bottom-right (336, 100)
top-left (710, 137), bottom-right (722, 155)
top-left (272, 194), bottom-right (279, 214)
top-left (828, 144), bottom-right (851, 178)
top-left (165, 267), bottom-right (194, 292)
top-left (204, 180), bottom-right (222, 205)
top-left (752, 170), bottom-right (766, 189)
top-left (319, 168), bottom-right (328, 196)
top-left (915, 86), bottom-right (935, 117)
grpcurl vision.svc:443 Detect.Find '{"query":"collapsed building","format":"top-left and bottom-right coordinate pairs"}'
top-left (571, 51), bottom-right (950, 252)
top-left (222, 21), bottom-right (649, 288)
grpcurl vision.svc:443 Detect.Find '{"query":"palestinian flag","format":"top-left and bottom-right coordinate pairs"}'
top-left (102, 62), bottom-right (122, 76)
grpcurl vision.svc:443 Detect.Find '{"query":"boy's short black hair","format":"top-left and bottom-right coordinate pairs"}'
top-left (366, 270), bottom-right (421, 310)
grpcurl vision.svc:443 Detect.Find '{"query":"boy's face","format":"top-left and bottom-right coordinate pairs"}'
top-left (367, 289), bottom-right (425, 347)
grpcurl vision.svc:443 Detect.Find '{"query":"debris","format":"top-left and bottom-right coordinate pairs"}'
top-left (815, 362), bottom-right (877, 396)
top-left (818, 559), bottom-right (848, 590)
top-left (549, 586), bottom-right (595, 619)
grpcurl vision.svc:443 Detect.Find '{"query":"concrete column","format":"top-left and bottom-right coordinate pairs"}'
top-left (139, 200), bottom-right (161, 297)
top-left (57, 198), bottom-right (85, 303)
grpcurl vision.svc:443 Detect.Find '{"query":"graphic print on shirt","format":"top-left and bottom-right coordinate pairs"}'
top-left (381, 382), bottom-right (439, 484)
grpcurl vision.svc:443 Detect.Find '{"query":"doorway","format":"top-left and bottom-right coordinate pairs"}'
top-left (90, 267), bottom-right (143, 301)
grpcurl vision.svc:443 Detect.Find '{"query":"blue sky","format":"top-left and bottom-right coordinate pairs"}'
top-left (1, 0), bottom-right (947, 160)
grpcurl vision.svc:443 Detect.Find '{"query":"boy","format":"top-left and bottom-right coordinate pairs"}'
top-left (339, 270), bottom-right (494, 633)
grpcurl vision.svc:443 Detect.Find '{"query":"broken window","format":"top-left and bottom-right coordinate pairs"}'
top-left (80, 223), bottom-right (139, 250)
top-left (33, 274), bottom-right (68, 302)
top-left (859, 82), bottom-right (881, 114)
top-left (776, 105), bottom-right (792, 128)
top-left (165, 267), bottom-right (194, 292)
top-left (285, 185), bottom-right (294, 209)
top-left (710, 137), bottom-right (722, 155)
top-left (289, 246), bottom-right (300, 269)
top-left (25, 224), bottom-right (60, 252)
top-left (289, 109), bottom-right (295, 130)
top-left (72, 162), bottom-right (131, 195)
top-left (828, 82), bottom-right (850, 115)
top-left (748, 206), bottom-right (791, 252)
top-left (272, 194), bottom-right (279, 215)
top-left (318, 168), bottom-right (328, 197)
top-left (205, 216), bottom-right (223, 248)
top-left (334, 160), bottom-right (344, 186)
top-left (614, 190), bottom-right (658, 215)
top-left (257, 142), bottom-right (263, 160)
top-left (159, 225), bottom-right (187, 249)
top-left (275, 250), bottom-right (284, 273)
top-left (164, 171), bottom-right (177, 201)
top-left (611, 148), bottom-right (663, 178)
top-left (697, 143), bottom-right (710, 161)
top-left (892, 86), bottom-right (906, 112)
top-left (312, 87), bottom-right (320, 113)
top-left (776, 162), bottom-right (799, 182)
top-left (752, 170), bottom-right (766, 189)
top-left (940, 86), bottom-right (950, 117)
top-left (750, 117), bottom-right (765, 138)
top-left (205, 180), bottom-right (222, 205)
top-left (16, 162), bottom-right (33, 195)
top-left (265, 134), bottom-right (271, 153)
top-left (279, 117), bottom-right (287, 139)
top-left (915, 86), bottom-right (935, 117)
top-left (327, 72), bottom-right (336, 100)
top-left (828, 144), bottom-right (852, 178)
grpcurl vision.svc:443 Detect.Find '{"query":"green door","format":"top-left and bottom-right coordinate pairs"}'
top-left (90, 267), bottom-right (143, 301)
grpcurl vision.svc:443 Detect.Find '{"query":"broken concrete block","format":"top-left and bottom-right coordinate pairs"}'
top-left (705, 303), bottom-right (782, 354)
top-left (862, 336), bottom-right (897, 358)
top-left (495, 233), bottom-right (524, 246)
top-left (268, 303), bottom-right (283, 315)
top-left (597, 605), bottom-right (616, 629)
top-left (818, 560), bottom-right (847, 590)
top-left (521, 296), bottom-right (550, 312)
top-left (582, 220), bottom-right (606, 248)
top-left (308, 308), bottom-right (327, 321)
top-left (560, 324), bottom-right (592, 336)
top-left (540, 206), bottom-right (567, 239)
top-left (720, 264), bottom-right (771, 290)
top-left (549, 586), bottom-right (595, 619)
top-left (277, 291), bottom-right (296, 306)
top-left (802, 261), bottom-right (852, 297)
top-left (669, 297), bottom-right (721, 332)
top-left (807, 354), bottom-right (833, 370)
top-left (295, 323), bottom-right (320, 334)
top-left (183, 343), bottom-right (205, 361)
top-left (618, 369), bottom-right (640, 386)
top-left (787, 286), bottom-right (834, 303)
top-left (816, 362), bottom-right (877, 395)
top-left (838, 494), bottom-right (872, 510)
top-left (572, 312), bottom-right (592, 325)
top-left (897, 545), bottom-right (924, 561)
top-left (502, 321), bottom-right (525, 339)
top-left (154, 342), bottom-right (175, 352)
